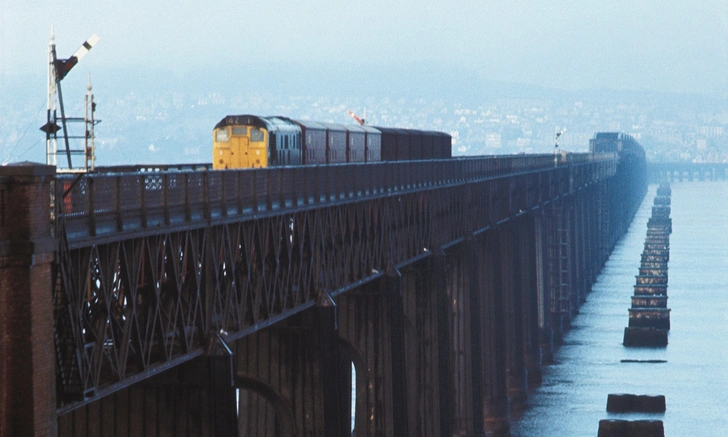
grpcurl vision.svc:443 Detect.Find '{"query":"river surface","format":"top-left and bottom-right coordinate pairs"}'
top-left (510, 181), bottom-right (728, 436)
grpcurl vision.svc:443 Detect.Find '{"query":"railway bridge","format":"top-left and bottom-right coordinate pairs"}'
top-left (0, 152), bottom-right (645, 436)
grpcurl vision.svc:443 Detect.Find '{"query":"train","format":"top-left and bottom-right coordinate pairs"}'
top-left (589, 132), bottom-right (645, 161)
top-left (212, 115), bottom-right (452, 169)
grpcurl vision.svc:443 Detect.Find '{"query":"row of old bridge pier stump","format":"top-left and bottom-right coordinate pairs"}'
top-left (623, 182), bottom-right (672, 347)
top-left (599, 183), bottom-right (672, 437)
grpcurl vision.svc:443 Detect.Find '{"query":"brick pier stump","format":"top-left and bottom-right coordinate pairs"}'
top-left (0, 163), bottom-right (57, 437)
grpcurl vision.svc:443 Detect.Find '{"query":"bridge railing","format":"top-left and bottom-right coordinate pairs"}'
top-left (57, 153), bottom-right (615, 244)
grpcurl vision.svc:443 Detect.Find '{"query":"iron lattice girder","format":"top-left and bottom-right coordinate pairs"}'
top-left (54, 156), bottom-right (616, 411)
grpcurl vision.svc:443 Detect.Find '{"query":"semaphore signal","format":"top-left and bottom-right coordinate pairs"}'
top-left (40, 25), bottom-right (100, 172)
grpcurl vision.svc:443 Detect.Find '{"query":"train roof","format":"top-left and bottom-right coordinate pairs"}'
top-left (216, 115), bottom-right (450, 139)
top-left (372, 126), bottom-right (408, 134)
top-left (359, 125), bottom-right (381, 134)
top-left (316, 122), bottom-right (349, 133)
top-left (214, 115), bottom-right (301, 134)
top-left (341, 124), bottom-right (381, 135)
top-left (593, 132), bottom-right (620, 139)
top-left (373, 126), bottom-right (451, 138)
top-left (214, 115), bottom-right (268, 130)
top-left (289, 119), bottom-right (328, 131)
top-left (266, 116), bottom-right (301, 133)
top-left (592, 132), bottom-right (638, 143)
top-left (420, 130), bottom-right (450, 138)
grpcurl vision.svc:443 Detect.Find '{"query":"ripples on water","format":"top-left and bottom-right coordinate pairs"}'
top-left (510, 181), bottom-right (728, 436)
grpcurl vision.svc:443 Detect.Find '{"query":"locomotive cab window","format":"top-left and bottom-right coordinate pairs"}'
top-left (232, 127), bottom-right (248, 136)
top-left (251, 128), bottom-right (264, 142)
top-left (216, 129), bottom-right (229, 142)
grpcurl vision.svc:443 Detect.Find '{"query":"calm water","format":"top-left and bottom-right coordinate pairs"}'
top-left (511, 181), bottom-right (728, 436)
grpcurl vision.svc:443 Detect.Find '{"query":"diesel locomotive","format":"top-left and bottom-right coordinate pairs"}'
top-left (212, 114), bottom-right (452, 169)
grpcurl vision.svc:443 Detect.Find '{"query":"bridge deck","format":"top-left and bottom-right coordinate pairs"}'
top-left (59, 154), bottom-right (612, 246)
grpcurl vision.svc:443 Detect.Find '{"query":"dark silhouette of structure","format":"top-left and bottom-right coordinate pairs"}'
top-left (0, 146), bottom-right (646, 436)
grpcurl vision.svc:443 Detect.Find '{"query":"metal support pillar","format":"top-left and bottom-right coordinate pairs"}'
top-left (588, 190), bottom-right (600, 282)
top-left (183, 352), bottom-right (238, 437)
top-left (385, 263), bottom-right (409, 437)
top-left (518, 214), bottom-right (543, 385)
top-left (0, 164), bottom-right (57, 437)
top-left (549, 198), bottom-right (574, 343)
top-left (465, 236), bottom-right (485, 437)
top-left (534, 209), bottom-right (554, 364)
top-left (432, 248), bottom-right (453, 437)
top-left (567, 198), bottom-right (580, 315)
top-left (206, 334), bottom-right (237, 437)
top-left (545, 202), bottom-right (565, 345)
top-left (234, 303), bottom-right (344, 437)
top-left (584, 192), bottom-right (596, 283)
top-left (599, 180), bottom-right (611, 263)
top-left (481, 232), bottom-right (510, 436)
top-left (574, 195), bottom-right (587, 304)
top-left (500, 221), bottom-right (527, 409)
top-left (316, 289), bottom-right (343, 437)
top-left (578, 192), bottom-right (587, 289)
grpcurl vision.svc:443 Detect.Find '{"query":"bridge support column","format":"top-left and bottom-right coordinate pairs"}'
top-left (235, 295), bottom-right (344, 437)
top-left (547, 199), bottom-right (574, 345)
top-left (394, 252), bottom-right (455, 436)
top-left (566, 199), bottom-right (580, 315)
top-left (181, 353), bottom-right (238, 437)
top-left (499, 222), bottom-right (528, 409)
top-left (591, 187), bottom-right (604, 280)
top-left (599, 180), bottom-right (612, 263)
top-left (58, 357), bottom-right (238, 437)
top-left (0, 164), bottom-right (57, 437)
top-left (385, 264), bottom-right (409, 437)
top-left (585, 191), bottom-right (599, 283)
top-left (545, 203), bottom-right (564, 345)
top-left (465, 236), bottom-right (485, 436)
top-left (475, 233), bottom-right (511, 436)
top-left (339, 262), bottom-right (449, 437)
top-left (518, 214), bottom-right (543, 385)
top-left (574, 194), bottom-right (588, 303)
top-left (535, 210), bottom-right (554, 364)
top-left (317, 289), bottom-right (344, 437)
top-left (432, 249), bottom-right (453, 437)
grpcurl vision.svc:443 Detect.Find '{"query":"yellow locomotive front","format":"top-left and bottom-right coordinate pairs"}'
top-left (212, 116), bottom-right (269, 169)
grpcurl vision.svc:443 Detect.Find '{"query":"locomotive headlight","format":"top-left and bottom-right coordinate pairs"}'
top-left (215, 129), bottom-right (229, 142)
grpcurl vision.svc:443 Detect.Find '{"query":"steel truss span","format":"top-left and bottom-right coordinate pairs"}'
top-left (53, 154), bottom-right (616, 412)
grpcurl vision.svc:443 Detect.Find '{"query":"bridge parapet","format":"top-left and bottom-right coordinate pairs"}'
top-left (58, 154), bottom-right (615, 246)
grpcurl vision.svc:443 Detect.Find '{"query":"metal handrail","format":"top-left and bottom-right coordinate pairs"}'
top-left (57, 153), bottom-right (617, 244)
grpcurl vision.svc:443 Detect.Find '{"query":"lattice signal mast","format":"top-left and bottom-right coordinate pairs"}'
top-left (41, 26), bottom-right (99, 173)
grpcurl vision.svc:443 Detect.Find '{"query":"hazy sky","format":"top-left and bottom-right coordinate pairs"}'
top-left (2, 0), bottom-right (728, 96)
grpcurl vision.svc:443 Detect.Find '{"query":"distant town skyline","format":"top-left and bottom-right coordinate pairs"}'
top-left (1, 0), bottom-right (728, 97)
top-left (2, 1), bottom-right (728, 167)
top-left (2, 78), bottom-right (726, 167)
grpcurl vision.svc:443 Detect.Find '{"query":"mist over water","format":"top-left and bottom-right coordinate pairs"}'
top-left (511, 181), bottom-right (728, 436)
